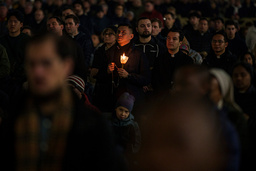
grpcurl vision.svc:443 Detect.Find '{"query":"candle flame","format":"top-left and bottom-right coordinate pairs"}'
top-left (120, 53), bottom-right (129, 64)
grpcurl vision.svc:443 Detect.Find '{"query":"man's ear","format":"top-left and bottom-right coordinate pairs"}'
top-left (60, 24), bottom-right (64, 30)
top-left (130, 33), bottom-right (134, 40)
top-left (225, 42), bottom-right (228, 48)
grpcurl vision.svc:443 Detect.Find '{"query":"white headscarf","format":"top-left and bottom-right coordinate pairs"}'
top-left (209, 68), bottom-right (242, 112)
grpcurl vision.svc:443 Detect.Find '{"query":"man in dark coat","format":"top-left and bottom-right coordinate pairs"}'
top-left (225, 20), bottom-right (248, 59)
top-left (0, 10), bottom-right (30, 83)
top-left (203, 31), bottom-right (238, 75)
top-left (0, 34), bottom-right (124, 171)
top-left (152, 28), bottom-right (194, 92)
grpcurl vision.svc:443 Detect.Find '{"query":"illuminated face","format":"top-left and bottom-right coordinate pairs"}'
top-left (166, 31), bottom-right (181, 52)
top-left (26, 39), bottom-right (71, 96)
top-left (65, 18), bottom-right (79, 36)
top-left (137, 19), bottom-right (152, 38)
top-left (232, 65), bottom-right (251, 92)
top-left (225, 25), bottom-right (237, 40)
top-left (47, 18), bottom-right (63, 36)
top-left (115, 106), bottom-right (130, 120)
top-left (211, 34), bottom-right (228, 55)
top-left (117, 26), bottom-right (134, 46)
top-left (152, 21), bottom-right (161, 36)
top-left (7, 16), bottom-right (23, 35)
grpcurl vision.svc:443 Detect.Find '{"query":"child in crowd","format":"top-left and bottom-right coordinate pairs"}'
top-left (111, 92), bottom-right (141, 155)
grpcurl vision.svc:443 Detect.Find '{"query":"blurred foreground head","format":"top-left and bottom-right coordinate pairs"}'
top-left (173, 64), bottom-right (211, 95)
top-left (25, 33), bottom-right (74, 97)
top-left (134, 93), bottom-right (228, 171)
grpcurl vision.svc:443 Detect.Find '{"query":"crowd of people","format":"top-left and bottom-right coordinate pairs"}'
top-left (0, 0), bottom-right (256, 170)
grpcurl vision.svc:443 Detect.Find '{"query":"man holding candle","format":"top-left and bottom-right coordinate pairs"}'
top-left (106, 23), bottom-right (150, 111)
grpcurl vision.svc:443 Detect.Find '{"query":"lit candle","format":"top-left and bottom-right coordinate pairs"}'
top-left (120, 53), bottom-right (129, 68)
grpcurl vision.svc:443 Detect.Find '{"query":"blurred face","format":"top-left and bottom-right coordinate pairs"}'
top-left (137, 19), bottom-right (152, 38)
top-left (26, 39), bottom-right (71, 96)
top-left (225, 25), bottom-right (237, 40)
top-left (145, 2), bottom-right (154, 12)
top-left (34, 10), bottom-right (44, 22)
top-left (0, 6), bottom-right (8, 18)
top-left (232, 65), bottom-right (251, 92)
top-left (117, 26), bottom-right (134, 46)
top-left (152, 21), bottom-right (161, 36)
top-left (211, 34), bottom-right (228, 55)
top-left (74, 3), bottom-right (83, 15)
top-left (189, 16), bottom-right (199, 26)
top-left (199, 20), bottom-right (208, 33)
top-left (65, 18), bottom-right (79, 36)
top-left (243, 54), bottom-right (253, 66)
top-left (62, 9), bottom-right (74, 21)
top-left (22, 28), bottom-right (32, 36)
top-left (24, 3), bottom-right (33, 14)
top-left (214, 20), bottom-right (223, 31)
top-left (209, 77), bottom-right (222, 105)
top-left (34, 0), bottom-right (42, 9)
top-left (115, 5), bottom-right (123, 17)
top-left (103, 29), bottom-right (116, 44)
top-left (96, 11), bottom-right (104, 18)
top-left (164, 14), bottom-right (175, 29)
top-left (166, 31), bottom-right (181, 52)
top-left (47, 18), bottom-right (63, 36)
top-left (115, 106), bottom-right (129, 120)
top-left (91, 34), bottom-right (100, 47)
top-left (7, 16), bottom-right (23, 35)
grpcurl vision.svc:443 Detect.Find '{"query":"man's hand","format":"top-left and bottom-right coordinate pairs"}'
top-left (107, 62), bottom-right (115, 74)
top-left (118, 68), bottom-right (129, 78)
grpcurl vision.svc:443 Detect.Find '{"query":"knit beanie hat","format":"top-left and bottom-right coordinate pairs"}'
top-left (67, 75), bottom-right (85, 93)
top-left (115, 92), bottom-right (135, 112)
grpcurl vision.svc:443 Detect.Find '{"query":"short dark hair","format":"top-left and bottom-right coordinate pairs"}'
top-left (212, 31), bottom-right (228, 42)
top-left (48, 16), bottom-right (64, 25)
top-left (72, 0), bottom-right (84, 9)
top-left (62, 5), bottom-right (74, 13)
top-left (26, 33), bottom-right (75, 60)
top-left (240, 51), bottom-right (256, 66)
top-left (118, 23), bottom-right (133, 34)
top-left (225, 20), bottom-right (238, 29)
top-left (189, 11), bottom-right (201, 19)
top-left (151, 18), bottom-right (162, 28)
top-left (214, 17), bottom-right (224, 24)
top-left (168, 28), bottom-right (184, 42)
top-left (199, 17), bottom-right (209, 24)
top-left (7, 10), bottom-right (24, 23)
top-left (164, 12), bottom-right (175, 19)
top-left (136, 17), bottom-right (150, 27)
top-left (65, 14), bottom-right (80, 25)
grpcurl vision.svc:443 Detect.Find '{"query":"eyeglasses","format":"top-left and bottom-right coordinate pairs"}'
top-left (103, 32), bottom-right (115, 36)
top-left (212, 40), bottom-right (225, 44)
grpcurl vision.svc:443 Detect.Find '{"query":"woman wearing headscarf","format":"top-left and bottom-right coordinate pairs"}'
top-left (209, 68), bottom-right (252, 171)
